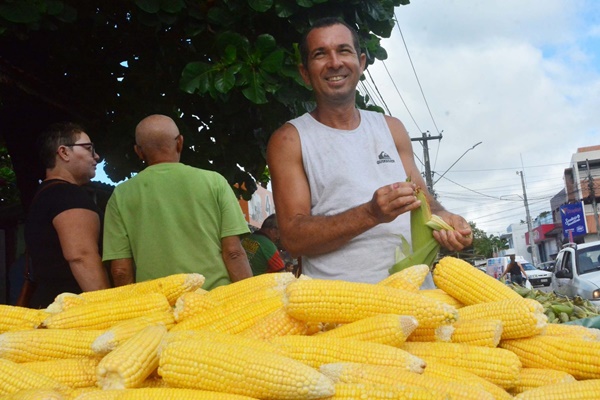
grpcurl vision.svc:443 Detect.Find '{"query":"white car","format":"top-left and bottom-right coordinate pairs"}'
top-left (521, 263), bottom-right (552, 287)
top-left (551, 241), bottom-right (600, 307)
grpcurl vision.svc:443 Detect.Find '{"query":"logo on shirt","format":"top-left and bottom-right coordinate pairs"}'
top-left (377, 151), bottom-right (396, 164)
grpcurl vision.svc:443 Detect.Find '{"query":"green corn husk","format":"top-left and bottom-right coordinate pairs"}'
top-left (390, 187), bottom-right (453, 273)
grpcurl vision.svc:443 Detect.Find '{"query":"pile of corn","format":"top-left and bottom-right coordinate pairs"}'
top-left (1, 260), bottom-right (600, 400)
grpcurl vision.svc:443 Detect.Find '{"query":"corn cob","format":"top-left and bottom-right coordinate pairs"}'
top-left (433, 256), bottom-right (523, 305)
top-left (447, 319), bottom-right (503, 347)
top-left (0, 329), bottom-right (100, 362)
top-left (41, 292), bottom-right (171, 330)
top-left (318, 314), bottom-right (418, 347)
top-left (0, 305), bottom-right (50, 332)
top-left (378, 264), bottom-right (430, 292)
top-left (158, 338), bottom-right (335, 400)
top-left (173, 291), bottom-right (221, 322)
top-left (45, 292), bottom-right (86, 313)
top-left (330, 382), bottom-right (438, 400)
top-left (23, 357), bottom-right (101, 388)
top-left (70, 389), bottom-right (121, 400)
top-left (509, 367), bottom-right (576, 395)
top-left (2, 388), bottom-right (66, 400)
top-left (458, 298), bottom-right (546, 340)
top-left (419, 289), bottom-right (464, 309)
top-left (97, 325), bottom-right (167, 389)
top-left (513, 378), bottom-right (600, 400)
top-left (390, 186), bottom-right (448, 273)
top-left (161, 329), bottom-right (282, 356)
top-left (170, 295), bottom-right (284, 333)
top-left (500, 335), bottom-right (600, 380)
top-left (542, 322), bottom-right (600, 341)
top-left (204, 271), bottom-right (296, 305)
top-left (401, 341), bottom-right (522, 389)
top-left (270, 335), bottom-right (426, 373)
top-left (75, 388), bottom-right (262, 399)
top-left (284, 278), bottom-right (458, 328)
top-left (320, 362), bottom-right (494, 400)
top-left (424, 361), bottom-right (514, 400)
top-left (0, 358), bottom-right (70, 396)
top-left (407, 325), bottom-right (454, 343)
top-left (239, 308), bottom-right (313, 340)
top-left (92, 310), bottom-right (175, 354)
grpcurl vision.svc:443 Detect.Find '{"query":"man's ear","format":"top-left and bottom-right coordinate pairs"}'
top-left (359, 53), bottom-right (367, 73)
top-left (176, 135), bottom-right (184, 154)
top-left (299, 64), bottom-right (312, 87)
top-left (134, 144), bottom-right (144, 161)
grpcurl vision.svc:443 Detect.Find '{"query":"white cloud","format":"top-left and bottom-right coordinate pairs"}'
top-left (367, 0), bottom-right (600, 235)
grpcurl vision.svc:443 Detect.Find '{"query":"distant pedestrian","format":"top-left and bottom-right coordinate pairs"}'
top-left (241, 214), bottom-right (286, 275)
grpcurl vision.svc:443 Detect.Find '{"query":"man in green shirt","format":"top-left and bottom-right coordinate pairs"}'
top-left (242, 214), bottom-right (285, 275)
top-left (103, 114), bottom-right (252, 290)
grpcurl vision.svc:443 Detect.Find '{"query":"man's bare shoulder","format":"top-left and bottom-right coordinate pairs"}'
top-left (270, 122), bottom-right (299, 144)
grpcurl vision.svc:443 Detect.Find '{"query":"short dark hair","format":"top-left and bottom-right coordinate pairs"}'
top-left (299, 17), bottom-right (361, 68)
top-left (261, 214), bottom-right (278, 230)
top-left (37, 122), bottom-right (85, 169)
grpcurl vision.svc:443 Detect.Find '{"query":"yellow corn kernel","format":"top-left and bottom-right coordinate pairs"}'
top-left (240, 308), bottom-right (313, 340)
top-left (23, 357), bottom-right (101, 388)
top-left (401, 341), bottom-right (522, 389)
top-left (510, 367), bottom-right (576, 395)
top-left (160, 329), bottom-right (282, 356)
top-left (92, 310), bottom-right (175, 354)
top-left (458, 298), bottom-right (546, 340)
top-left (45, 292), bottom-right (86, 313)
top-left (542, 322), bottom-right (600, 341)
top-left (419, 289), bottom-right (464, 309)
top-left (330, 382), bottom-right (437, 400)
top-left (0, 305), bottom-right (50, 332)
top-left (97, 325), bottom-right (167, 389)
top-left (500, 335), bottom-right (600, 380)
top-left (41, 292), bottom-right (171, 330)
top-left (433, 256), bottom-right (522, 305)
top-left (513, 378), bottom-right (600, 400)
top-left (170, 295), bottom-right (284, 333)
top-left (0, 358), bottom-right (70, 396)
top-left (68, 389), bottom-right (122, 400)
top-left (0, 329), bottom-right (100, 362)
top-left (448, 319), bottom-right (503, 347)
top-left (77, 388), bottom-right (263, 399)
top-left (173, 291), bottom-right (221, 322)
top-left (320, 362), bottom-right (494, 400)
top-left (204, 272), bottom-right (296, 304)
top-left (407, 325), bottom-right (454, 343)
top-left (158, 338), bottom-right (335, 400)
top-left (378, 264), bottom-right (430, 292)
top-left (1, 388), bottom-right (66, 400)
top-left (284, 278), bottom-right (458, 328)
top-left (318, 314), bottom-right (418, 347)
top-left (270, 335), bottom-right (425, 373)
top-left (424, 361), bottom-right (514, 400)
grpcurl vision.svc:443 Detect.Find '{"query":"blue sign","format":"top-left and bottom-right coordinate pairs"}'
top-left (560, 201), bottom-right (587, 240)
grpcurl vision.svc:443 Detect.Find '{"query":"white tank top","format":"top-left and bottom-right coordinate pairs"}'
top-left (289, 110), bottom-right (411, 283)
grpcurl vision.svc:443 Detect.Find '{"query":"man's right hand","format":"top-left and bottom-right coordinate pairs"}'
top-left (368, 181), bottom-right (420, 224)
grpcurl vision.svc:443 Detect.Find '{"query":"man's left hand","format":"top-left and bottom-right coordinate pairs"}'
top-left (432, 212), bottom-right (473, 252)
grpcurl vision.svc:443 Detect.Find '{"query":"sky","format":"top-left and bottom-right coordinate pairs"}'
top-left (364, 0), bottom-right (600, 236)
top-left (96, 0), bottom-right (600, 237)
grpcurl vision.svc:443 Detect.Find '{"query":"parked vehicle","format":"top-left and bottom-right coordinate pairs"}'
top-left (537, 260), bottom-right (556, 272)
top-left (551, 241), bottom-right (600, 308)
top-left (486, 255), bottom-right (552, 287)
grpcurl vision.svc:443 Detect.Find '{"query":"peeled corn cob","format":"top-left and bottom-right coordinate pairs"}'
top-left (378, 264), bottom-right (430, 292)
top-left (160, 329), bottom-right (282, 356)
top-left (447, 319), bottom-right (503, 347)
top-left (158, 338), bottom-right (335, 400)
top-left (513, 378), bottom-right (600, 400)
top-left (204, 272), bottom-right (296, 305)
top-left (330, 382), bottom-right (438, 400)
top-left (41, 292), bottom-right (171, 330)
top-left (542, 322), bottom-right (600, 341)
top-left (509, 367), bottom-right (576, 395)
top-left (419, 289), bottom-right (464, 309)
top-left (271, 335), bottom-right (426, 373)
top-left (23, 357), bottom-right (101, 389)
top-left (433, 256), bottom-right (522, 305)
top-left (173, 291), bottom-right (221, 322)
top-left (284, 278), bottom-right (458, 328)
top-left (75, 388), bottom-right (262, 399)
top-left (401, 341), bottom-right (522, 389)
top-left (0, 358), bottom-right (70, 396)
top-left (97, 325), bottom-right (167, 389)
top-left (2, 388), bottom-right (66, 400)
top-left (239, 308), bottom-right (313, 340)
top-left (458, 298), bottom-right (547, 340)
top-left (0, 305), bottom-right (50, 332)
top-left (318, 314), bottom-right (418, 347)
top-left (0, 329), bottom-right (100, 362)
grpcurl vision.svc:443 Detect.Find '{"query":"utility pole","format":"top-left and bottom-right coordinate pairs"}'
top-left (517, 170), bottom-right (540, 265)
top-left (586, 159), bottom-right (600, 240)
top-left (411, 131), bottom-right (442, 193)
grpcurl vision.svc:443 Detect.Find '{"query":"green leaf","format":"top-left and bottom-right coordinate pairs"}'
top-left (255, 34), bottom-right (276, 56)
top-left (223, 45), bottom-right (237, 64)
top-left (248, 0), bottom-right (273, 13)
top-left (260, 49), bottom-right (284, 73)
top-left (216, 31), bottom-right (250, 56)
top-left (296, 0), bottom-right (313, 7)
top-left (214, 67), bottom-right (236, 93)
top-left (0, 2), bottom-right (41, 23)
top-left (135, 0), bottom-right (161, 14)
top-left (160, 0), bottom-right (185, 14)
top-left (274, 0), bottom-right (297, 18)
top-left (242, 81), bottom-right (268, 104)
top-left (180, 62), bottom-right (215, 94)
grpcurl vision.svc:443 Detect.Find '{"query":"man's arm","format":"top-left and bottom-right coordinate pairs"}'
top-left (386, 116), bottom-right (473, 252)
top-left (221, 235), bottom-right (253, 282)
top-left (110, 258), bottom-right (135, 287)
top-left (267, 123), bottom-right (420, 257)
top-left (53, 208), bottom-right (110, 291)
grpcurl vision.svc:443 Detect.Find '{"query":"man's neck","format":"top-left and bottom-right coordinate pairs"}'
top-left (310, 104), bottom-right (361, 130)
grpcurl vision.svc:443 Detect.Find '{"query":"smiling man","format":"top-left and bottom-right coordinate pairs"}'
top-left (267, 17), bottom-right (472, 283)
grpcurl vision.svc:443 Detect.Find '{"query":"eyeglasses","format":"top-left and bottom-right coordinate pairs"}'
top-left (64, 142), bottom-right (96, 157)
